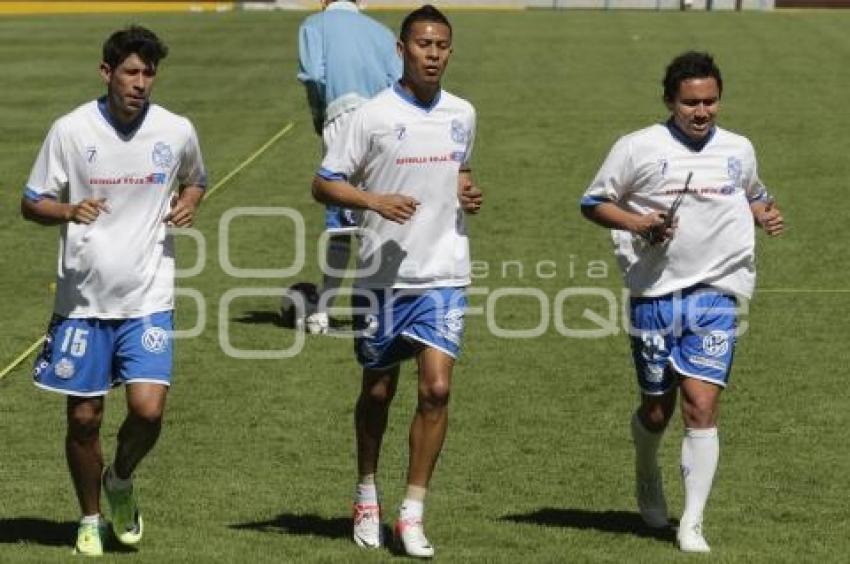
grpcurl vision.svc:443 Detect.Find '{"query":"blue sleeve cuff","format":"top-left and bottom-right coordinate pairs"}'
top-left (24, 187), bottom-right (55, 202)
top-left (317, 167), bottom-right (347, 182)
top-left (580, 195), bottom-right (611, 208)
top-left (748, 189), bottom-right (769, 203)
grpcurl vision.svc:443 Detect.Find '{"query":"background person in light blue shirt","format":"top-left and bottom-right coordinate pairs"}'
top-left (296, 0), bottom-right (401, 334)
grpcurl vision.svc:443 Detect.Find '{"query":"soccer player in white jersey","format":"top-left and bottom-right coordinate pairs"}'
top-left (296, 0), bottom-right (401, 334)
top-left (20, 26), bottom-right (206, 557)
top-left (311, 5), bottom-right (482, 557)
top-left (581, 51), bottom-right (783, 553)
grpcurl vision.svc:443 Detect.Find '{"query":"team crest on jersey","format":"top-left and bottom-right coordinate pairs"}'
top-left (141, 326), bottom-right (169, 354)
top-left (727, 157), bottom-right (742, 186)
top-left (152, 142), bottom-right (174, 169)
top-left (450, 119), bottom-right (469, 144)
top-left (55, 357), bottom-right (76, 379)
top-left (657, 158), bottom-right (669, 178)
top-left (85, 145), bottom-right (97, 164)
top-left (394, 123), bottom-right (407, 140)
top-left (702, 331), bottom-right (729, 357)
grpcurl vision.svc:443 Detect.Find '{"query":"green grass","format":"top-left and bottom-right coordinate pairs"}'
top-left (1, 8), bottom-right (849, 563)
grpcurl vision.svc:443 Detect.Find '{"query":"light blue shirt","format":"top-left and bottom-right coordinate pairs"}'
top-left (297, 1), bottom-right (401, 132)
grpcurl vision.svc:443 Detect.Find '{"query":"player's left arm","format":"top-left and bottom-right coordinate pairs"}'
top-left (458, 168), bottom-right (482, 214)
top-left (744, 145), bottom-right (783, 237)
top-left (457, 109), bottom-right (480, 214)
top-left (166, 185), bottom-right (204, 228)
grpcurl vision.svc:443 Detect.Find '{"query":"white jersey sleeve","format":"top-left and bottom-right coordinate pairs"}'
top-left (583, 135), bottom-right (636, 204)
top-left (320, 105), bottom-right (370, 182)
top-left (462, 108), bottom-right (477, 168)
top-left (741, 140), bottom-right (768, 202)
top-left (26, 120), bottom-right (69, 200)
top-left (177, 120), bottom-right (207, 188)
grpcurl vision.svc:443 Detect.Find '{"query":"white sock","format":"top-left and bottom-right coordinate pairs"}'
top-left (80, 514), bottom-right (100, 525)
top-left (399, 498), bottom-right (424, 522)
top-left (354, 477), bottom-right (378, 505)
top-left (680, 427), bottom-right (719, 525)
top-left (631, 411), bottom-right (664, 477)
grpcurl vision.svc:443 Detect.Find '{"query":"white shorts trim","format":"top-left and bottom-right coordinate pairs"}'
top-left (33, 381), bottom-right (109, 398)
top-left (325, 226), bottom-right (359, 234)
top-left (123, 378), bottom-right (171, 387)
top-left (401, 331), bottom-right (457, 360)
top-left (669, 358), bottom-right (727, 388)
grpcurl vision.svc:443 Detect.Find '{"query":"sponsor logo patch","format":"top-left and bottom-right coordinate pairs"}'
top-left (55, 357), bottom-right (76, 379)
top-left (141, 326), bottom-right (169, 354)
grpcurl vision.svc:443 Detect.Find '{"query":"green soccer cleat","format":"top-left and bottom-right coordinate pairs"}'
top-left (73, 520), bottom-right (104, 557)
top-left (103, 466), bottom-right (144, 546)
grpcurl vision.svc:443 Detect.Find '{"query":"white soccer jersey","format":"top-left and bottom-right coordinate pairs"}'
top-left (319, 83), bottom-right (476, 289)
top-left (582, 123), bottom-right (767, 299)
top-left (25, 99), bottom-right (206, 318)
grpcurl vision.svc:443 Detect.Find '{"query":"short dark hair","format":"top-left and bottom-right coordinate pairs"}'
top-left (400, 4), bottom-right (452, 42)
top-left (662, 51), bottom-right (722, 103)
top-left (102, 25), bottom-right (168, 69)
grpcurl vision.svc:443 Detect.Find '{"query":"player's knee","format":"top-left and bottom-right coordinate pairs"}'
top-left (682, 398), bottom-right (717, 428)
top-left (363, 384), bottom-right (395, 406)
top-left (641, 410), bottom-right (669, 433)
top-left (418, 380), bottom-right (451, 409)
top-left (67, 404), bottom-right (103, 439)
top-left (129, 402), bottom-right (165, 427)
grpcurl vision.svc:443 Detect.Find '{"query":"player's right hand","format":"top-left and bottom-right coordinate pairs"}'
top-left (67, 197), bottom-right (109, 224)
top-left (371, 194), bottom-right (420, 224)
top-left (637, 211), bottom-right (677, 245)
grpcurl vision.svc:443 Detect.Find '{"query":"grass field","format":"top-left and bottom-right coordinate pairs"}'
top-left (1, 7), bottom-right (849, 563)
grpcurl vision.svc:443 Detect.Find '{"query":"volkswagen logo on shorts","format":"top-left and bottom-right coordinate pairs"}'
top-left (703, 331), bottom-right (729, 357)
top-left (142, 326), bottom-right (169, 354)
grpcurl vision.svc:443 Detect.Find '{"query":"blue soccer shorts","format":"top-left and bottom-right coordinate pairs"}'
top-left (32, 311), bottom-right (174, 397)
top-left (325, 205), bottom-right (359, 233)
top-left (629, 286), bottom-right (738, 395)
top-left (352, 287), bottom-right (467, 370)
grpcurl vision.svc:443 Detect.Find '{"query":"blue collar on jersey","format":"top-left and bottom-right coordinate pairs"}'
top-left (393, 81), bottom-right (441, 112)
top-left (97, 96), bottom-right (150, 137)
top-left (665, 117), bottom-right (715, 152)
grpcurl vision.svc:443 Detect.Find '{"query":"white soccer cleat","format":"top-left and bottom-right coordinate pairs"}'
top-left (305, 312), bottom-right (329, 335)
top-left (352, 503), bottom-right (382, 549)
top-left (677, 520), bottom-right (711, 553)
top-left (394, 517), bottom-right (434, 558)
top-left (636, 470), bottom-right (669, 528)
